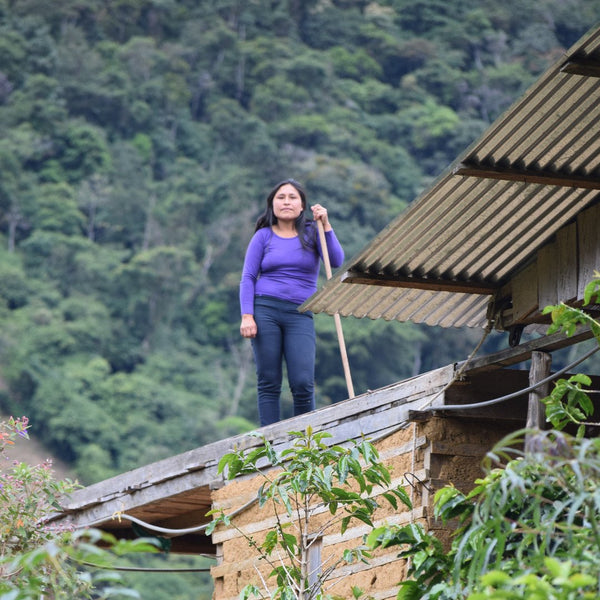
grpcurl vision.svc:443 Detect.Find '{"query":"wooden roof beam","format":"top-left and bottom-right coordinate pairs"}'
top-left (341, 269), bottom-right (498, 294)
top-left (456, 326), bottom-right (594, 375)
top-left (453, 162), bottom-right (600, 190)
top-left (560, 56), bottom-right (600, 78)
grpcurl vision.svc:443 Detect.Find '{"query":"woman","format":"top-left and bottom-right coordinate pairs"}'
top-left (239, 179), bottom-right (344, 426)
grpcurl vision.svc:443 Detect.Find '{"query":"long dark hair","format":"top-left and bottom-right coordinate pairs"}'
top-left (255, 179), bottom-right (315, 247)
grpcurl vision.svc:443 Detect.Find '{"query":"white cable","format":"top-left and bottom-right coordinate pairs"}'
top-left (431, 344), bottom-right (599, 413)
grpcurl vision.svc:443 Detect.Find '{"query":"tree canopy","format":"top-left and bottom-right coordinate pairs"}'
top-left (0, 0), bottom-right (598, 490)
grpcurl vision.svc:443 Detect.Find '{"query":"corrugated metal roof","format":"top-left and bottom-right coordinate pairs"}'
top-left (304, 24), bottom-right (600, 329)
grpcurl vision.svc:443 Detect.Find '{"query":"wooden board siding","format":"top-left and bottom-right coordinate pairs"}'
top-left (578, 202), bottom-right (600, 299)
top-left (504, 200), bottom-right (600, 328)
top-left (556, 224), bottom-right (578, 304)
top-left (511, 261), bottom-right (539, 323)
top-left (537, 240), bottom-right (559, 309)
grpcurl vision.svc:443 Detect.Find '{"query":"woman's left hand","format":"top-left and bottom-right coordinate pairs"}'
top-left (311, 204), bottom-right (332, 231)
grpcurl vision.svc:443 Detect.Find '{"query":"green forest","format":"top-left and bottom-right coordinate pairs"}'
top-left (1, 0), bottom-right (599, 490)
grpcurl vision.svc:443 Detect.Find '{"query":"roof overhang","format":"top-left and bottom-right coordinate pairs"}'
top-left (303, 24), bottom-right (600, 329)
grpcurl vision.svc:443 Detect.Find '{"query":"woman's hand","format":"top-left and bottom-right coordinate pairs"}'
top-left (240, 314), bottom-right (257, 338)
top-left (311, 204), bottom-right (332, 231)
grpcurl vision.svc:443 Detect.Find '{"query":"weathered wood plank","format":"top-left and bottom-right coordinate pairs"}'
top-left (512, 261), bottom-right (539, 323)
top-left (457, 326), bottom-right (593, 374)
top-left (556, 223), bottom-right (578, 303)
top-left (341, 269), bottom-right (498, 294)
top-left (577, 202), bottom-right (600, 299)
top-left (410, 406), bottom-right (526, 422)
top-left (429, 441), bottom-right (496, 456)
top-left (538, 242), bottom-right (558, 308)
top-left (379, 436), bottom-right (427, 461)
top-left (454, 162), bottom-right (600, 190)
top-left (525, 351), bottom-right (552, 451)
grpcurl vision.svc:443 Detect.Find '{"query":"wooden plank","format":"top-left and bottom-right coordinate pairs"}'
top-left (577, 202), bottom-right (600, 299)
top-left (454, 162), bottom-right (600, 190)
top-left (412, 407), bottom-right (526, 422)
top-left (511, 261), bottom-right (539, 323)
top-left (457, 326), bottom-right (594, 374)
top-left (537, 242), bottom-right (558, 309)
top-left (556, 224), bottom-right (578, 303)
top-left (525, 351), bottom-right (552, 452)
top-left (379, 437), bottom-right (428, 461)
top-left (561, 57), bottom-right (600, 78)
top-left (50, 366), bottom-right (455, 521)
top-left (341, 270), bottom-right (498, 295)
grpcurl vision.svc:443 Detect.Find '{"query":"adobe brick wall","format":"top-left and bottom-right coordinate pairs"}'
top-left (209, 416), bottom-right (514, 600)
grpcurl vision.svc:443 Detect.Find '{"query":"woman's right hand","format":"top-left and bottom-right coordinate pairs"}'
top-left (240, 314), bottom-right (257, 338)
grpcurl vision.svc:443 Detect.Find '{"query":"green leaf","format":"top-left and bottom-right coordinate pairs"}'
top-left (382, 492), bottom-right (398, 510)
top-left (341, 515), bottom-right (351, 534)
top-left (240, 584), bottom-right (261, 599)
top-left (338, 455), bottom-right (350, 483)
top-left (480, 570), bottom-right (511, 586)
top-left (583, 277), bottom-right (600, 306)
top-left (281, 532), bottom-right (298, 554)
top-left (263, 530), bottom-right (278, 554)
top-left (396, 580), bottom-right (422, 600)
top-left (392, 486), bottom-right (412, 510)
top-left (216, 453), bottom-right (234, 475)
top-left (204, 519), bottom-right (217, 536)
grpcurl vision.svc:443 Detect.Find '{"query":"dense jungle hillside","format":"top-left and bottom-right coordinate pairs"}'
top-left (1, 0), bottom-right (599, 494)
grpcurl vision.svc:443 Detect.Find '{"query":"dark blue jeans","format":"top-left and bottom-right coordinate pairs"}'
top-left (251, 296), bottom-right (315, 426)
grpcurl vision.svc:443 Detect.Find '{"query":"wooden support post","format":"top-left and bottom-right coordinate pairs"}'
top-left (525, 351), bottom-right (552, 452)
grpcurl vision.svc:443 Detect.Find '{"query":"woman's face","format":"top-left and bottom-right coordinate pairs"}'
top-left (272, 183), bottom-right (304, 222)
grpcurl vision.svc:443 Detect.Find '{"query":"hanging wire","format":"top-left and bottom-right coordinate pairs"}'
top-left (78, 561), bottom-right (213, 573)
top-left (79, 495), bottom-right (258, 538)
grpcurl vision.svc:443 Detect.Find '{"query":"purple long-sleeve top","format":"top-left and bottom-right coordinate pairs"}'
top-left (240, 223), bottom-right (344, 315)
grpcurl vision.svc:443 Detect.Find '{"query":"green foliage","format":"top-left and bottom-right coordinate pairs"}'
top-left (368, 428), bottom-right (600, 600)
top-left (542, 274), bottom-right (600, 434)
top-left (0, 0), bottom-right (589, 490)
top-left (543, 274), bottom-right (600, 341)
top-left (0, 3), bottom-right (596, 598)
top-left (367, 521), bottom-right (450, 599)
top-left (366, 275), bottom-right (600, 600)
top-left (0, 416), bottom-right (160, 599)
top-left (542, 373), bottom-right (593, 433)
top-left (207, 426), bottom-right (411, 599)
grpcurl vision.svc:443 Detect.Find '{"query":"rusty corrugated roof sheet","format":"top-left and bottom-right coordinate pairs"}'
top-left (304, 25), bottom-right (600, 329)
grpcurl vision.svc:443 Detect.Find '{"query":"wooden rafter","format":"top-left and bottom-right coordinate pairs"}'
top-left (340, 269), bottom-right (499, 295)
top-left (453, 162), bottom-right (600, 190)
top-left (560, 56), bottom-right (600, 78)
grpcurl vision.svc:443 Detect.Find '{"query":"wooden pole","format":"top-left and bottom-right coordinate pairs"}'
top-left (316, 220), bottom-right (355, 399)
top-left (525, 351), bottom-right (552, 453)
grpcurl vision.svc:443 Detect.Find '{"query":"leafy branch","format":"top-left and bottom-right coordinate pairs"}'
top-left (367, 275), bottom-right (600, 600)
top-left (0, 416), bottom-right (160, 599)
top-left (206, 426), bottom-right (411, 600)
